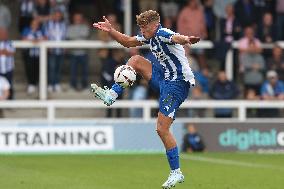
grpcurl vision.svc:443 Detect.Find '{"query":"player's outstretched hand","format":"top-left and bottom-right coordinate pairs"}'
top-left (188, 36), bottom-right (200, 44)
top-left (93, 16), bottom-right (112, 32)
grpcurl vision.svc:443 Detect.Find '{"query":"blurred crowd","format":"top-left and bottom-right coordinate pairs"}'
top-left (0, 0), bottom-right (284, 118)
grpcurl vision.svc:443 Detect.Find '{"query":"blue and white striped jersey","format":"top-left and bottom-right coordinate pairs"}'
top-left (44, 20), bottom-right (66, 55)
top-left (136, 25), bottom-right (195, 84)
top-left (22, 28), bottom-right (44, 56)
top-left (0, 40), bottom-right (15, 74)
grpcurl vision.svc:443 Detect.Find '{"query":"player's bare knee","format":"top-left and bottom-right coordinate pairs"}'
top-left (128, 55), bottom-right (144, 72)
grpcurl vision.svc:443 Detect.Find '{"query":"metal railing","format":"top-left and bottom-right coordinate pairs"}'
top-left (0, 100), bottom-right (283, 122)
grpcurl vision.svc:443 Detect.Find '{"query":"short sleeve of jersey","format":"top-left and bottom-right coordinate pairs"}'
top-left (158, 28), bottom-right (178, 44)
top-left (135, 34), bottom-right (150, 44)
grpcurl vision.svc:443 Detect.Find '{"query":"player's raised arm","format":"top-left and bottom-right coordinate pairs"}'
top-left (93, 16), bottom-right (143, 48)
top-left (171, 35), bottom-right (200, 45)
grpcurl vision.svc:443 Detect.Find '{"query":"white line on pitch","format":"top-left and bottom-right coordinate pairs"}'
top-left (180, 155), bottom-right (284, 171)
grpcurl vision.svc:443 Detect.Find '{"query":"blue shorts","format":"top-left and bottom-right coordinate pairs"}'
top-left (149, 63), bottom-right (192, 119)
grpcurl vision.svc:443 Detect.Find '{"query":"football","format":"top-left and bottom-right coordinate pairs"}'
top-left (114, 65), bottom-right (137, 88)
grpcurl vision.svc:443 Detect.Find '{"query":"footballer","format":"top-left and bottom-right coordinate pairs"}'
top-left (91, 10), bottom-right (199, 189)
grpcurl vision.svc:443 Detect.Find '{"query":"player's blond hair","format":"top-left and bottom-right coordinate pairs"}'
top-left (136, 10), bottom-right (160, 27)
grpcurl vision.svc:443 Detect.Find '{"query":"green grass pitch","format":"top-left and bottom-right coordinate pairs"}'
top-left (0, 153), bottom-right (283, 189)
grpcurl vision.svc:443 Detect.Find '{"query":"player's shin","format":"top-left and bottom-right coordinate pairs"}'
top-left (166, 146), bottom-right (180, 170)
top-left (162, 146), bottom-right (184, 188)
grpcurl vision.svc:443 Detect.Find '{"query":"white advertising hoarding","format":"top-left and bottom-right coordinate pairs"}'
top-left (0, 126), bottom-right (114, 152)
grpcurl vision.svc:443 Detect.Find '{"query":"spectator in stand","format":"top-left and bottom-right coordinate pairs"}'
top-left (182, 124), bottom-right (205, 152)
top-left (261, 70), bottom-right (284, 100)
top-left (216, 4), bottom-right (241, 69)
top-left (267, 44), bottom-right (284, 81)
top-left (44, 9), bottom-right (66, 92)
top-left (234, 0), bottom-right (257, 28)
top-left (177, 0), bottom-right (208, 68)
top-left (0, 3), bottom-right (11, 29)
top-left (257, 12), bottom-right (276, 43)
top-left (129, 78), bottom-right (148, 118)
top-left (0, 76), bottom-right (10, 117)
top-left (258, 70), bottom-right (284, 117)
top-left (276, 0), bottom-right (284, 40)
top-left (238, 26), bottom-right (265, 94)
top-left (19, 0), bottom-right (34, 33)
top-left (194, 68), bottom-right (210, 94)
top-left (210, 71), bottom-right (239, 118)
top-left (22, 18), bottom-right (45, 95)
top-left (220, 4), bottom-right (242, 43)
top-left (67, 12), bottom-right (90, 91)
top-left (19, 0), bottom-right (36, 96)
top-left (177, 0), bottom-right (207, 40)
top-left (0, 27), bottom-right (15, 100)
top-left (101, 49), bottom-right (125, 117)
top-left (34, 0), bottom-right (51, 24)
top-left (256, 12), bottom-right (275, 64)
top-left (203, 0), bottom-right (216, 40)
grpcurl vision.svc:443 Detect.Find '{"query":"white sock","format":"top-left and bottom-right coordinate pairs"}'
top-left (173, 168), bottom-right (181, 172)
top-left (109, 89), bottom-right (118, 99)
